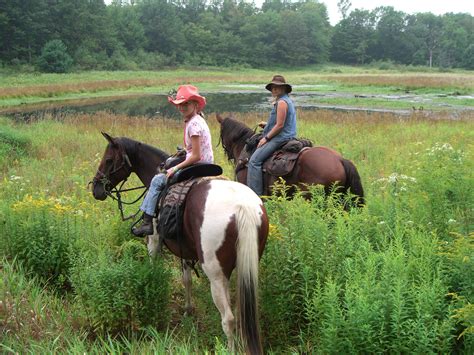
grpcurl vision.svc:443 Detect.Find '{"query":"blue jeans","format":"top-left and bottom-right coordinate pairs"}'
top-left (140, 173), bottom-right (167, 215)
top-left (247, 137), bottom-right (287, 196)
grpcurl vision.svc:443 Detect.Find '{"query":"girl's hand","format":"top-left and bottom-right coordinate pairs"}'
top-left (166, 166), bottom-right (177, 178)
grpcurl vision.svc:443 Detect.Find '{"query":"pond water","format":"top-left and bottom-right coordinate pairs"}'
top-left (6, 93), bottom-right (271, 121)
top-left (4, 90), bottom-right (473, 121)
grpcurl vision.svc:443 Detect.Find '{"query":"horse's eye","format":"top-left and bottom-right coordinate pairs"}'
top-left (105, 158), bottom-right (113, 165)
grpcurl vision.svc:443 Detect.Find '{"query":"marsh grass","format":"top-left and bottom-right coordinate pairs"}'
top-left (0, 108), bottom-right (473, 352)
top-left (307, 96), bottom-right (474, 111)
top-left (321, 73), bottom-right (474, 90)
top-left (0, 122), bottom-right (32, 171)
top-left (1, 68), bottom-right (472, 106)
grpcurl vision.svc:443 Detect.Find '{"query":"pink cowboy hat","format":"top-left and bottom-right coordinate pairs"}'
top-left (167, 85), bottom-right (206, 111)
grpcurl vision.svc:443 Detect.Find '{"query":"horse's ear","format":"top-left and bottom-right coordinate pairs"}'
top-left (216, 113), bottom-right (223, 124)
top-left (101, 132), bottom-right (117, 146)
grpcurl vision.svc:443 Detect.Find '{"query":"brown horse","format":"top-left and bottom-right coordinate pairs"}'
top-left (91, 132), bottom-right (268, 354)
top-left (216, 114), bottom-right (365, 206)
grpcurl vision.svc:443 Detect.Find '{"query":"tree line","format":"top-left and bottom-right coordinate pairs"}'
top-left (0, 0), bottom-right (472, 72)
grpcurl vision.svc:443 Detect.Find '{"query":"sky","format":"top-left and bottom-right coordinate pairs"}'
top-left (104, 0), bottom-right (474, 26)
top-left (320, 0), bottom-right (474, 25)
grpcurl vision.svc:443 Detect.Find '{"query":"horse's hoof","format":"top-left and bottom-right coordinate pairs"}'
top-left (184, 306), bottom-right (195, 316)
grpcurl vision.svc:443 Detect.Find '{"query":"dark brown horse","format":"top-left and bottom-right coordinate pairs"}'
top-left (91, 132), bottom-right (268, 354)
top-left (216, 114), bottom-right (365, 206)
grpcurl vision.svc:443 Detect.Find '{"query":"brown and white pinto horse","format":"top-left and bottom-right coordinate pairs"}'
top-left (216, 114), bottom-right (365, 206)
top-left (91, 132), bottom-right (268, 354)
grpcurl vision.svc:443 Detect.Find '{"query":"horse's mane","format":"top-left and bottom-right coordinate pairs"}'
top-left (118, 137), bottom-right (169, 161)
top-left (219, 117), bottom-right (254, 162)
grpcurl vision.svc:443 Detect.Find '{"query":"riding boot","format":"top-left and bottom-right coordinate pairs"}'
top-left (132, 213), bottom-right (154, 236)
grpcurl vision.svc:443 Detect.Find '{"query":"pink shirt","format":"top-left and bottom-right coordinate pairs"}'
top-left (184, 114), bottom-right (214, 163)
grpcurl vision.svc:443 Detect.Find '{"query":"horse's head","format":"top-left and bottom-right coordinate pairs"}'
top-left (91, 132), bottom-right (133, 200)
top-left (216, 113), bottom-right (254, 163)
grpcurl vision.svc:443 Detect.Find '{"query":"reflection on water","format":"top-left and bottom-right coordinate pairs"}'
top-left (5, 90), bottom-right (471, 121)
top-left (8, 93), bottom-right (271, 121)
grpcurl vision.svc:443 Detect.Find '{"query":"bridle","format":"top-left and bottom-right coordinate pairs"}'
top-left (91, 151), bottom-right (147, 221)
top-left (217, 119), bottom-right (259, 167)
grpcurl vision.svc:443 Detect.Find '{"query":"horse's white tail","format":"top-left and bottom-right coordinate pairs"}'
top-left (236, 203), bottom-right (263, 355)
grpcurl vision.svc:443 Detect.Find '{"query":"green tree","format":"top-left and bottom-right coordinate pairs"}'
top-left (45, 0), bottom-right (120, 69)
top-left (337, 0), bottom-right (351, 20)
top-left (372, 6), bottom-right (411, 63)
top-left (405, 13), bottom-right (442, 67)
top-left (240, 10), bottom-right (280, 66)
top-left (108, 2), bottom-right (147, 53)
top-left (179, 0), bottom-right (208, 23)
top-left (275, 10), bottom-right (312, 65)
top-left (183, 22), bottom-right (218, 65)
top-left (37, 40), bottom-right (73, 73)
top-left (138, 0), bottom-right (186, 59)
top-left (299, 1), bottom-right (331, 64)
top-left (438, 13), bottom-right (472, 68)
top-left (262, 0), bottom-right (292, 13)
top-left (0, 0), bottom-right (52, 63)
top-left (330, 9), bottom-right (375, 64)
top-left (462, 44), bottom-right (474, 69)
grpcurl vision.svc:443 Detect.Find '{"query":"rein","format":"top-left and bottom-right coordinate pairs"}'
top-left (217, 121), bottom-right (258, 164)
top-left (91, 151), bottom-right (148, 221)
top-left (107, 180), bottom-right (148, 221)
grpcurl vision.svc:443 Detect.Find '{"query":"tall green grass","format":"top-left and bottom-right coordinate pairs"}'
top-left (0, 109), bottom-right (472, 353)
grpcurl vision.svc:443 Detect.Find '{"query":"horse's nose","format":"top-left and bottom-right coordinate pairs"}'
top-left (92, 182), bottom-right (107, 201)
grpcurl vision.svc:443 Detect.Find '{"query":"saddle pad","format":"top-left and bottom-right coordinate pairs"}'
top-left (157, 178), bottom-right (201, 240)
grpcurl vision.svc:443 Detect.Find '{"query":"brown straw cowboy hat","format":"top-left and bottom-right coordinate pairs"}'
top-left (265, 75), bottom-right (292, 94)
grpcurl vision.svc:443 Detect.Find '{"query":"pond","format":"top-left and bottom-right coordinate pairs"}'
top-left (3, 89), bottom-right (473, 121)
top-left (5, 93), bottom-right (269, 121)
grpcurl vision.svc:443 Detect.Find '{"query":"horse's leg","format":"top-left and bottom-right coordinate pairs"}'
top-left (182, 261), bottom-right (194, 315)
top-left (203, 267), bottom-right (235, 352)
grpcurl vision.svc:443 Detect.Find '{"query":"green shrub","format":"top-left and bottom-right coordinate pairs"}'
top-left (73, 45), bottom-right (108, 71)
top-left (441, 231), bottom-right (474, 349)
top-left (260, 184), bottom-right (458, 353)
top-left (71, 242), bottom-right (171, 334)
top-left (2, 199), bottom-right (78, 290)
top-left (2, 208), bottom-right (78, 288)
top-left (106, 50), bottom-right (139, 71)
top-left (37, 40), bottom-right (73, 73)
top-left (134, 49), bottom-right (171, 70)
top-left (0, 191), bottom-right (104, 291)
top-left (260, 186), bottom-right (372, 348)
top-left (412, 143), bottom-right (472, 237)
top-left (441, 232), bottom-right (474, 300)
top-left (369, 60), bottom-right (396, 71)
top-left (0, 125), bottom-right (31, 169)
top-left (1, 258), bottom-right (80, 352)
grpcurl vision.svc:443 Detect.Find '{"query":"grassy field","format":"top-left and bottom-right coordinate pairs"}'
top-left (1, 68), bottom-right (473, 353)
top-left (1, 65), bottom-right (473, 109)
top-left (1, 105), bottom-right (473, 353)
